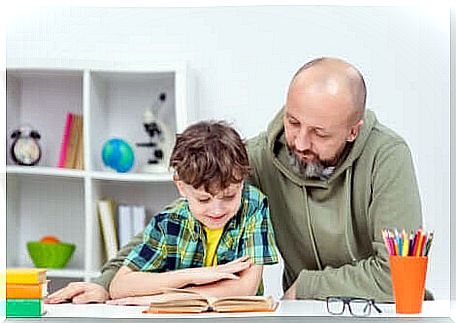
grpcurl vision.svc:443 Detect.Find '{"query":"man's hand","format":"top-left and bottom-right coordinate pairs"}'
top-left (282, 281), bottom-right (297, 300)
top-left (45, 282), bottom-right (109, 304)
top-left (183, 256), bottom-right (252, 285)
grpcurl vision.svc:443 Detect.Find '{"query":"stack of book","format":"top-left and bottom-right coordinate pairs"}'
top-left (6, 268), bottom-right (48, 318)
top-left (97, 199), bottom-right (147, 260)
top-left (58, 112), bottom-right (84, 169)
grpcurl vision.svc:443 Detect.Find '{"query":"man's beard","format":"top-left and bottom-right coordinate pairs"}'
top-left (287, 146), bottom-right (337, 180)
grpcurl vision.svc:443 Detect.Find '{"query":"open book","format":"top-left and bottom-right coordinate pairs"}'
top-left (143, 288), bottom-right (278, 314)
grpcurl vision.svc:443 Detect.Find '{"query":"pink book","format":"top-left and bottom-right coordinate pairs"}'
top-left (58, 113), bottom-right (74, 168)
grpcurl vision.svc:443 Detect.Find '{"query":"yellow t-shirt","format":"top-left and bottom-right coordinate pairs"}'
top-left (203, 226), bottom-right (224, 266)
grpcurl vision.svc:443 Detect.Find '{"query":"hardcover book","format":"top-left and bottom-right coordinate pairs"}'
top-left (6, 268), bottom-right (47, 285)
top-left (6, 299), bottom-right (46, 317)
top-left (97, 199), bottom-right (119, 260)
top-left (58, 112), bottom-right (74, 168)
top-left (64, 114), bottom-right (82, 169)
top-left (6, 282), bottom-right (48, 299)
top-left (143, 288), bottom-right (277, 314)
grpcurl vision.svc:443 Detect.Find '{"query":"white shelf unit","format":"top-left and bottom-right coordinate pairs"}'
top-left (6, 61), bottom-right (187, 287)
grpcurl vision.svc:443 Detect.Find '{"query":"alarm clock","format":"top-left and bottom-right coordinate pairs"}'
top-left (10, 125), bottom-right (42, 166)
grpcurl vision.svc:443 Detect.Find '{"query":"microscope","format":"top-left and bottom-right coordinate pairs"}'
top-left (136, 92), bottom-right (172, 173)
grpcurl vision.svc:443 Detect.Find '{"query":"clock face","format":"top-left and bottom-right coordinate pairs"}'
top-left (13, 138), bottom-right (41, 165)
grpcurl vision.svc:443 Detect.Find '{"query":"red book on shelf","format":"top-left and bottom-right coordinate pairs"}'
top-left (65, 114), bottom-right (82, 169)
top-left (58, 113), bottom-right (74, 168)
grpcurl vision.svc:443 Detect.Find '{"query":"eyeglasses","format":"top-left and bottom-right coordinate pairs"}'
top-left (326, 296), bottom-right (382, 317)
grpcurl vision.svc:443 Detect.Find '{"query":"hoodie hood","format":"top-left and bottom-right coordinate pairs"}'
top-left (266, 107), bottom-right (377, 186)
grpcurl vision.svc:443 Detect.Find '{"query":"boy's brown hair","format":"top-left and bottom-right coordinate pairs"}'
top-left (170, 121), bottom-right (251, 195)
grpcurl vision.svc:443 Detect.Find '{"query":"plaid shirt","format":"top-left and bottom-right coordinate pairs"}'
top-left (125, 184), bottom-right (279, 272)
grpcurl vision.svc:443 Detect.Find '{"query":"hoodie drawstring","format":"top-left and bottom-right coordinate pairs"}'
top-left (303, 186), bottom-right (323, 270)
top-left (344, 167), bottom-right (357, 263)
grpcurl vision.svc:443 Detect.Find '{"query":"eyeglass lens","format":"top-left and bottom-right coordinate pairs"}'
top-left (327, 297), bottom-right (345, 315)
top-left (348, 299), bottom-right (371, 316)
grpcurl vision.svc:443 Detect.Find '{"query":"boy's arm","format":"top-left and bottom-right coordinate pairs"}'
top-left (92, 231), bottom-right (144, 291)
top-left (109, 258), bottom-right (252, 299)
top-left (187, 264), bottom-right (263, 297)
top-left (110, 266), bottom-right (194, 299)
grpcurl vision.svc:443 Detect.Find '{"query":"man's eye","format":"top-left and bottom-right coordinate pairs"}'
top-left (288, 118), bottom-right (299, 125)
top-left (223, 195), bottom-right (236, 200)
top-left (315, 131), bottom-right (329, 138)
top-left (198, 198), bottom-right (210, 203)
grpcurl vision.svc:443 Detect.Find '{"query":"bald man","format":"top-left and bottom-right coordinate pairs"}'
top-left (46, 57), bottom-right (426, 304)
top-left (248, 57), bottom-right (425, 301)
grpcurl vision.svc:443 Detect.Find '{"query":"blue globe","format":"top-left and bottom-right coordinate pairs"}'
top-left (102, 138), bottom-right (135, 173)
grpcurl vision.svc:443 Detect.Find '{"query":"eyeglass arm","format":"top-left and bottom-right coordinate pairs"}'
top-left (371, 301), bottom-right (382, 313)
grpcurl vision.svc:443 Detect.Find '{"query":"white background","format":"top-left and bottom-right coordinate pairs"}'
top-left (6, 5), bottom-right (450, 300)
top-left (450, 6), bottom-right (455, 312)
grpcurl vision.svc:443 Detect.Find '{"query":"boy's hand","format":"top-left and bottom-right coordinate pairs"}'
top-left (45, 282), bottom-right (109, 304)
top-left (184, 256), bottom-right (252, 285)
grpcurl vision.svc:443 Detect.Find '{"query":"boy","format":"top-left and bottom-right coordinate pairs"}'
top-left (108, 121), bottom-right (278, 303)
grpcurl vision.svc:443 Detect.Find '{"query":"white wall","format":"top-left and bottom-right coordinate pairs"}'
top-left (6, 5), bottom-right (450, 300)
top-left (450, 7), bottom-right (455, 313)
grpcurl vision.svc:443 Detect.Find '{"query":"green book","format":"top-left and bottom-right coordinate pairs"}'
top-left (6, 298), bottom-right (45, 317)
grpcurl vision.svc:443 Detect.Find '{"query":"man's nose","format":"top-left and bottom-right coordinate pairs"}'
top-left (295, 128), bottom-right (311, 152)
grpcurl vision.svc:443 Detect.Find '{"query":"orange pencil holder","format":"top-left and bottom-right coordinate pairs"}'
top-left (389, 256), bottom-right (428, 314)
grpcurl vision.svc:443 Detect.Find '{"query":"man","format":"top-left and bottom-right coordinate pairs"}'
top-left (46, 57), bottom-right (424, 304)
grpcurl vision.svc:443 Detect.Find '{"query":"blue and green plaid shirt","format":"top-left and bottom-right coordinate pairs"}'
top-left (124, 184), bottom-right (279, 272)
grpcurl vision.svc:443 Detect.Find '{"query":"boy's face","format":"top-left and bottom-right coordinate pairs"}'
top-left (175, 180), bottom-right (243, 229)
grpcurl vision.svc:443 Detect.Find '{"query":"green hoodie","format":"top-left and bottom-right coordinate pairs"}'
top-left (246, 108), bottom-right (423, 302)
top-left (94, 108), bottom-right (428, 301)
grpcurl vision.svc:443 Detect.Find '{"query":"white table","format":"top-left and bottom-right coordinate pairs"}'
top-left (5, 300), bottom-right (455, 322)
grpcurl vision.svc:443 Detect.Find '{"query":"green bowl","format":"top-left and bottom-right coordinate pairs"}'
top-left (27, 241), bottom-right (76, 269)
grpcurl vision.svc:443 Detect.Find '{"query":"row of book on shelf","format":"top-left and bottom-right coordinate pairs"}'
top-left (5, 268), bottom-right (48, 317)
top-left (58, 112), bottom-right (84, 170)
top-left (97, 200), bottom-right (147, 260)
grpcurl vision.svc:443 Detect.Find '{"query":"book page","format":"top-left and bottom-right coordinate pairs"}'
top-left (150, 291), bottom-right (208, 304)
top-left (213, 296), bottom-right (276, 313)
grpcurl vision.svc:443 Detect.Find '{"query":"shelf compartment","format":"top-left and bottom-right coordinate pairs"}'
top-left (7, 175), bottom-right (86, 270)
top-left (88, 179), bottom-right (180, 271)
top-left (7, 69), bottom-right (84, 168)
top-left (89, 70), bottom-right (177, 173)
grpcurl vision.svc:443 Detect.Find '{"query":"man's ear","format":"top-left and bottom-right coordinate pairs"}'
top-left (347, 119), bottom-right (364, 142)
top-left (173, 176), bottom-right (186, 197)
